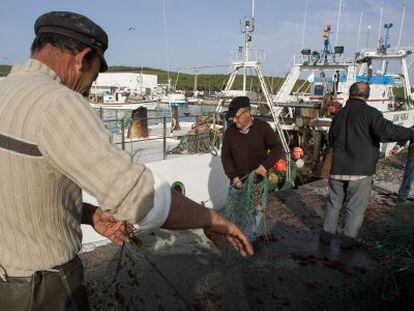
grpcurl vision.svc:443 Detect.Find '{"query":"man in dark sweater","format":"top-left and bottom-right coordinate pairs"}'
top-left (221, 96), bottom-right (282, 239)
top-left (321, 82), bottom-right (414, 249)
top-left (221, 96), bottom-right (282, 187)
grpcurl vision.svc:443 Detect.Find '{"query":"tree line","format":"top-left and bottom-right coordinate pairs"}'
top-left (0, 64), bottom-right (410, 97)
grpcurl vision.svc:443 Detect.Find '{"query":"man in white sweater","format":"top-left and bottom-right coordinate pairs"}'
top-left (0, 11), bottom-right (252, 310)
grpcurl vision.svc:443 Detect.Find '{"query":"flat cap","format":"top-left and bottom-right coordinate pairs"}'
top-left (35, 11), bottom-right (108, 72)
top-left (226, 96), bottom-right (250, 121)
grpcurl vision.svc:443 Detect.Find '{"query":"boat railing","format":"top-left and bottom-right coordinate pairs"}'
top-left (95, 109), bottom-right (223, 160)
top-left (295, 51), bottom-right (353, 66)
top-left (231, 49), bottom-right (265, 63)
top-left (357, 46), bottom-right (414, 60)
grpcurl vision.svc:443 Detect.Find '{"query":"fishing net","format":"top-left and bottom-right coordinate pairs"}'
top-left (223, 171), bottom-right (269, 261)
top-left (169, 115), bottom-right (221, 154)
top-left (169, 132), bottom-right (212, 154)
top-left (223, 159), bottom-right (299, 261)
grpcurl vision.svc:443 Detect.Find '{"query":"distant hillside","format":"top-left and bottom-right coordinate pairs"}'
top-left (6, 62), bottom-right (414, 100)
top-left (107, 65), bottom-right (289, 92)
top-left (0, 65), bottom-right (11, 76)
top-left (0, 63), bottom-right (305, 93)
top-left (3, 63), bottom-right (413, 96)
top-left (0, 63), bottom-right (291, 92)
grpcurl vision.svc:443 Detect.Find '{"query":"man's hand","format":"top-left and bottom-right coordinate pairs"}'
top-left (255, 164), bottom-right (268, 176)
top-left (162, 190), bottom-right (253, 257)
top-left (232, 176), bottom-right (243, 189)
top-left (203, 212), bottom-right (254, 257)
top-left (91, 208), bottom-right (134, 245)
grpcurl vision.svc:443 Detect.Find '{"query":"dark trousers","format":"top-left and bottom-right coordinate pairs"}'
top-left (0, 256), bottom-right (90, 311)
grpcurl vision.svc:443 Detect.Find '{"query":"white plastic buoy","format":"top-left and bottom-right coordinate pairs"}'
top-left (296, 159), bottom-right (305, 169)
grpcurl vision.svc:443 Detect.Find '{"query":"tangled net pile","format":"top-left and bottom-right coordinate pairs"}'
top-left (169, 115), bottom-right (221, 154)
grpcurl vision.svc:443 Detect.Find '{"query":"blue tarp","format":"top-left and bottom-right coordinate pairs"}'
top-left (313, 75), bottom-right (347, 82)
top-left (356, 75), bottom-right (395, 85)
top-left (313, 75), bottom-right (395, 85)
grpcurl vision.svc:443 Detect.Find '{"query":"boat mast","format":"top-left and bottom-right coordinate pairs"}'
top-left (356, 12), bottom-right (363, 51)
top-left (162, 0), bottom-right (171, 92)
top-left (301, 0), bottom-right (309, 50)
top-left (218, 0), bottom-right (291, 175)
top-left (383, 24), bottom-right (393, 74)
top-left (365, 25), bottom-right (372, 49)
top-left (377, 4), bottom-right (384, 46)
top-left (241, 0), bottom-right (255, 91)
top-left (397, 2), bottom-right (406, 48)
top-left (334, 0), bottom-right (343, 47)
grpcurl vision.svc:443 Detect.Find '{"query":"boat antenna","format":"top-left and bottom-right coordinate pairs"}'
top-left (356, 12), bottom-right (363, 51)
top-left (384, 23), bottom-right (393, 52)
top-left (334, 0), bottom-right (343, 46)
top-left (365, 25), bottom-right (372, 48)
top-left (252, 0), bottom-right (255, 26)
top-left (240, 0), bottom-right (256, 91)
top-left (162, 0), bottom-right (171, 91)
top-left (397, 1), bottom-right (406, 48)
top-left (377, 3), bottom-right (384, 47)
top-left (379, 23), bottom-right (393, 74)
top-left (301, 0), bottom-right (309, 50)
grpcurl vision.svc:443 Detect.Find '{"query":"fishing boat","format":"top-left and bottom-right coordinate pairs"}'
top-left (270, 22), bottom-right (414, 176)
top-left (90, 88), bottom-right (163, 111)
top-left (160, 92), bottom-right (186, 107)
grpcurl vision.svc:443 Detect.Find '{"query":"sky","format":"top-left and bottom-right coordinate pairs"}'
top-left (0, 0), bottom-right (413, 77)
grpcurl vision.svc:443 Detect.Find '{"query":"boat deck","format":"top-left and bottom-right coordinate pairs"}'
top-left (109, 121), bottom-right (213, 163)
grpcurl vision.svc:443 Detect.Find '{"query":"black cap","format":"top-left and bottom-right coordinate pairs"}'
top-left (226, 96), bottom-right (250, 120)
top-left (34, 11), bottom-right (108, 72)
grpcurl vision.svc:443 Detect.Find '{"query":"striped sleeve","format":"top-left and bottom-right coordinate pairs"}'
top-left (36, 90), bottom-right (171, 228)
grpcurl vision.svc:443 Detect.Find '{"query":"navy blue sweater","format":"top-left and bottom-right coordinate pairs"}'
top-left (329, 98), bottom-right (414, 176)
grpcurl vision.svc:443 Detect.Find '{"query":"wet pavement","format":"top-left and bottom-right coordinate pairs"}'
top-left (81, 178), bottom-right (379, 310)
top-left (81, 152), bottom-right (412, 310)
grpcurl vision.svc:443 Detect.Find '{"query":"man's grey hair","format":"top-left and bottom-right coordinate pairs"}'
top-left (349, 82), bottom-right (370, 99)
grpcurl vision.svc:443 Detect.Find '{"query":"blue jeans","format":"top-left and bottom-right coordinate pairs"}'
top-left (323, 176), bottom-right (372, 238)
top-left (398, 154), bottom-right (414, 200)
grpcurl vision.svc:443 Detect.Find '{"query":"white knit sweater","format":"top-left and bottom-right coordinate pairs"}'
top-left (0, 59), bottom-right (170, 277)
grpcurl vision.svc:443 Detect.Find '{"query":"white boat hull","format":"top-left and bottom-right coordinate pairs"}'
top-left (381, 109), bottom-right (414, 155)
top-left (81, 152), bottom-right (229, 249)
top-left (91, 100), bottom-right (164, 111)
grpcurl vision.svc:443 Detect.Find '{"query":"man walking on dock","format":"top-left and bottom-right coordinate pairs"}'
top-left (321, 82), bottom-right (414, 249)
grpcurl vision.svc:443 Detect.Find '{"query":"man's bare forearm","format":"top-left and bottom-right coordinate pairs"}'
top-left (161, 190), bottom-right (217, 230)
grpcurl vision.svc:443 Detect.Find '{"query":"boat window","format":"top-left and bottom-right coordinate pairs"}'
top-left (314, 85), bottom-right (324, 96)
